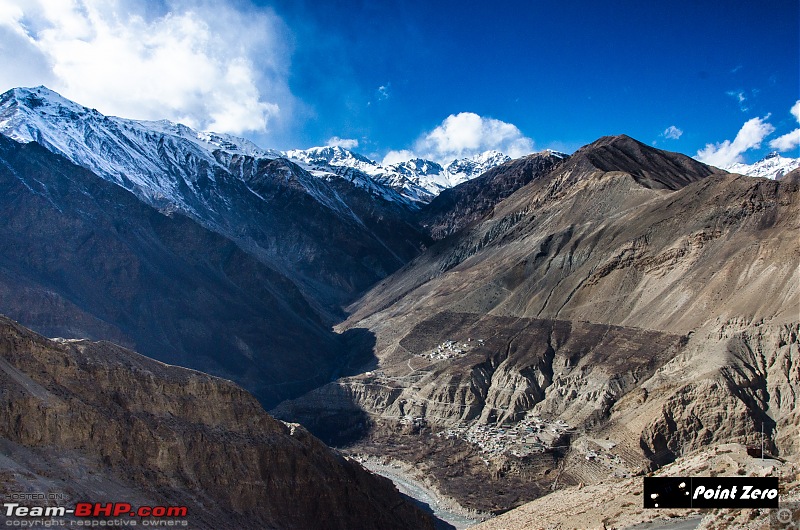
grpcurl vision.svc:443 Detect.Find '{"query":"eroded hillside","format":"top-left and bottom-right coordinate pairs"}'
top-left (274, 137), bottom-right (800, 513)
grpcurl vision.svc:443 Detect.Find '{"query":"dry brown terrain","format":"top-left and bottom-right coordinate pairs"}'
top-left (275, 137), bottom-right (800, 515)
top-left (472, 443), bottom-right (800, 530)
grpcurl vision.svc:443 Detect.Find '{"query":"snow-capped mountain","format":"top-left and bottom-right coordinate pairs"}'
top-left (443, 150), bottom-right (511, 185)
top-left (725, 151), bottom-right (800, 180)
top-left (285, 145), bottom-right (379, 172)
top-left (388, 150), bottom-right (512, 193)
top-left (0, 86), bottom-right (290, 223)
top-left (0, 87), bottom-right (521, 216)
top-left (283, 147), bottom-right (514, 203)
top-left (283, 145), bottom-right (433, 204)
top-left (0, 86), bottom-right (431, 312)
top-left (0, 86), bottom-right (432, 226)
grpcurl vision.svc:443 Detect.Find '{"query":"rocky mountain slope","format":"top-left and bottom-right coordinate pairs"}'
top-left (417, 150), bottom-right (566, 240)
top-left (274, 136), bottom-right (800, 513)
top-left (0, 315), bottom-right (434, 529)
top-left (0, 134), bottom-right (347, 408)
top-left (0, 86), bottom-right (429, 314)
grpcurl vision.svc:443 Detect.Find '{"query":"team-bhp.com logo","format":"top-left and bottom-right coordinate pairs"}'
top-left (72, 504), bottom-right (187, 519)
top-left (4, 502), bottom-right (188, 527)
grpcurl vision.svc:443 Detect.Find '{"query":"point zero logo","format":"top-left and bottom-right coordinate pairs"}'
top-left (643, 477), bottom-right (780, 509)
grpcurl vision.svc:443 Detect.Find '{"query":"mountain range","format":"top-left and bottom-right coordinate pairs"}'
top-left (0, 86), bottom-right (520, 210)
top-left (724, 150), bottom-right (800, 180)
top-left (0, 86), bottom-right (561, 407)
top-left (274, 135), bottom-right (799, 517)
top-left (0, 86), bottom-right (798, 529)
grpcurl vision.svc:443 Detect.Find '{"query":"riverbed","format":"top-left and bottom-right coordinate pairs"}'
top-left (360, 459), bottom-right (488, 529)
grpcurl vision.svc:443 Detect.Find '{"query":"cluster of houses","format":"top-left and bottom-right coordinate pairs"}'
top-left (582, 442), bottom-right (631, 478)
top-left (418, 338), bottom-right (485, 361)
top-left (437, 415), bottom-right (572, 458)
top-left (399, 415), bottom-right (427, 428)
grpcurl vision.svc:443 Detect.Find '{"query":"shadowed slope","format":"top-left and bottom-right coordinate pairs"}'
top-left (0, 315), bottom-right (434, 529)
top-left (0, 135), bottom-right (344, 407)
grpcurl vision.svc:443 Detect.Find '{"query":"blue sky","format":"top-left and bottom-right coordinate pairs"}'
top-left (1, 0), bottom-right (798, 166)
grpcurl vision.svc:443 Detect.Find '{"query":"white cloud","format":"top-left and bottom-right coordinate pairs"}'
top-left (382, 149), bottom-right (415, 166)
top-left (377, 85), bottom-right (389, 101)
top-left (662, 125), bottom-right (683, 140)
top-left (325, 136), bottom-right (359, 149)
top-left (414, 112), bottom-right (534, 163)
top-left (768, 100), bottom-right (800, 152)
top-left (0, 0), bottom-right (295, 135)
top-left (770, 129), bottom-right (800, 152)
top-left (696, 116), bottom-right (775, 167)
top-left (727, 90), bottom-right (748, 112)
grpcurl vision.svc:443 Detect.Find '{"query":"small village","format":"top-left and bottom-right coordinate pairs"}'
top-left (437, 413), bottom-right (573, 459)
top-left (416, 338), bottom-right (483, 361)
top-left (409, 338), bottom-right (576, 460)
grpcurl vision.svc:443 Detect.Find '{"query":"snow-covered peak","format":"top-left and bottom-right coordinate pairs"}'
top-left (283, 146), bottom-right (431, 205)
top-left (3, 86), bottom-right (85, 116)
top-left (283, 146), bottom-right (516, 203)
top-left (0, 86), bottom-right (529, 211)
top-left (543, 149), bottom-right (569, 159)
top-left (0, 86), bottom-right (299, 223)
top-left (0, 86), bottom-right (280, 161)
top-left (725, 152), bottom-right (800, 180)
top-left (1, 86), bottom-right (95, 144)
top-left (464, 149), bottom-right (510, 167)
top-left (286, 145), bottom-right (375, 166)
top-left (391, 158), bottom-right (445, 177)
top-left (284, 146), bottom-right (382, 178)
top-left (439, 150), bottom-right (512, 187)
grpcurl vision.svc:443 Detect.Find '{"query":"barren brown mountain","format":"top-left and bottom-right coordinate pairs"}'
top-left (274, 135), bottom-right (800, 514)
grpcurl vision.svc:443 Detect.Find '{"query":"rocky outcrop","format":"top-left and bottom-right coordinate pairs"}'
top-left (640, 320), bottom-right (800, 465)
top-left (0, 316), bottom-right (434, 530)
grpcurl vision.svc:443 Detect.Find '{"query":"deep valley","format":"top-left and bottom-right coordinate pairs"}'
top-left (0, 87), bottom-right (798, 529)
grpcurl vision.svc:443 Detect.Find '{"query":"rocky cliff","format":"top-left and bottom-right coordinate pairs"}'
top-left (0, 315), bottom-right (434, 529)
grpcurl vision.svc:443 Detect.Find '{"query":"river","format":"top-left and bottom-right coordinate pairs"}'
top-left (361, 459), bottom-right (487, 530)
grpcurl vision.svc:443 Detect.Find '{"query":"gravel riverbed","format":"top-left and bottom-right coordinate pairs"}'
top-left (360, 458), bottom-right (489, 529)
